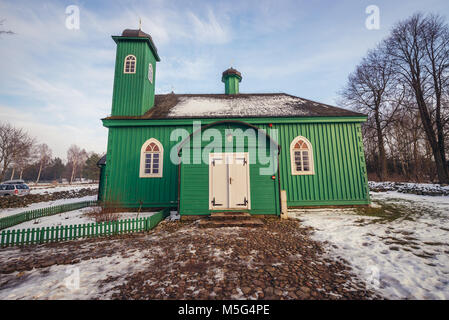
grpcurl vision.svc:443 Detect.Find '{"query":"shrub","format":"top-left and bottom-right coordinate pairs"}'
top-left (84, 206), bottom-right (121, 223)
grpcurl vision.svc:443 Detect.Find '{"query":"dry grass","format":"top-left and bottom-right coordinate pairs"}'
top-left (84, 206), bottom-right (121, 223)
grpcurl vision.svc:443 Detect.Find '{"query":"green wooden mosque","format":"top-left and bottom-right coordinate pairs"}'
top-left (98, 28), bottom-right (370, 217)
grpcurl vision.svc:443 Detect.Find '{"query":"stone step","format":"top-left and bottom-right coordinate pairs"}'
top-left (210, 212), bottom-right (251, 221)
top-left (198, 218), bottom-right (264, 228)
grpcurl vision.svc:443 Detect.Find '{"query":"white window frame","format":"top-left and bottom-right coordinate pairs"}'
top-left (124, 54), bottom-right (137, 74)
top-left (140, 138), bottom-right (163, 178)
top-left (290, 136), bottom-right (315, 175)
top-left (148, 63), bottom-right (153, 83)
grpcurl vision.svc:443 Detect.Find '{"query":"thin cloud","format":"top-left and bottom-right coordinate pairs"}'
top-left (188, 9), bottom-right (231, 44)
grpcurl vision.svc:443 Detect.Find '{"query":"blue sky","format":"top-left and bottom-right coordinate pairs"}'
top-left (1, 0), bottom-right (449, 159)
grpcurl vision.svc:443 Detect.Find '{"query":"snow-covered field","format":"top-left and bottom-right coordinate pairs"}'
top-left (29, 184), bottom-right (98, 195)
top-left (4, 208), bottom-right (158, 231)
top-left (369, 181), bottom-right (449, 195)
top-left (0, 195), bottom-right (97, 218)
top-left (291, 190), bottom-right (449, 300)
top-left (0, 242), bottom-right (154, 300)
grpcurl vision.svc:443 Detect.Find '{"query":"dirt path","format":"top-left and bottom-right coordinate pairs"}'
top-left (0, 218), bottom-right (382, 300)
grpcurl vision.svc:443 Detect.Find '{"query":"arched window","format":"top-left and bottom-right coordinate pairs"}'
top-left (140, 138), bottom-right (163, 178)
top-left (148, 63), bottom-right (153, 83)
top-left (290, 136), bottom-right (314, 175)
top-left (124, 55), bottom-right (136, 74)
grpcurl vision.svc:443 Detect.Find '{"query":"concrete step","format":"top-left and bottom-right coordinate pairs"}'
top-left (210, 212), bottom-right (251, 221)
top-left (198, 218), bottom-right (264, 228)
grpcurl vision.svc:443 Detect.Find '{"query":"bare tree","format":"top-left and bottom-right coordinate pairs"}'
top-left (15, 152), bottom-right (34, 180)
top-left (67, 145), bottom-right (88, 184)
top-left (34, 143), bottom-right (52, 184)
top-left (0, 122), bottom-right (34, 182)
top-left (385, 13), bottom-right (449, 183)
top-left (341, 47), bottom-right (400, 180)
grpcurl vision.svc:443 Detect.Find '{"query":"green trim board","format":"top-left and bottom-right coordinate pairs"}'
top-left (112, 36), bottom-right (161, 61)
top-left (102, 116), bottom-right (368, 128)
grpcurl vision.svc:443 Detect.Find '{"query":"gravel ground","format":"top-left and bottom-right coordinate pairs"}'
top-left (0, 218), bottom-right (381, 300)
top-left (0, 188), bottom-right (98, 210)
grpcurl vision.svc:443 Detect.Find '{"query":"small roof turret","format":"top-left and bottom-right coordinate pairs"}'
top-left (222, 67), bottom-right (242, 95)
top-left (222, 67), bottom-right (242, 82)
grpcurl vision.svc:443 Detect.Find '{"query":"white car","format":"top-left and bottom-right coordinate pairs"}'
top-left (0, 180), bottom-right (30, 196)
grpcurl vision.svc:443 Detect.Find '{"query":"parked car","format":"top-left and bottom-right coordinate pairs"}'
top-left (0, 181), bottom-right (30, 196)
top-left (2, 179), bottom-right (26, 185)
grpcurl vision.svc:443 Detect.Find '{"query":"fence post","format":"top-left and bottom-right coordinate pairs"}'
top-left (6, 230), bottom-right (11, 247)
top-left (31, 228), bottom-right (35, 244)
top-left (0, 207), bottom-right (170, 248)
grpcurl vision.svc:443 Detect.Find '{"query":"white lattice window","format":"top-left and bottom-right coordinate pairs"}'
top-left (124, 55), bottom-right (136, 74)
top-left (290, 136), bottom-right (314, 175)
top-left (140, 138), bottom-right (163, 178)
top-left (148, 63), bottom-right (153, 83)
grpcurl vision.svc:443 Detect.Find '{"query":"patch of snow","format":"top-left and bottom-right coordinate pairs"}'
top-left (4, 208), bottom-right (158, 231)
top-left (0, 196), bottom-right (97, 218)
top-left (29, 184), bottom-right (98, 195)
top-left (212, 268), bottom-right (224, 281)
top-left (290, 192), bottom-right (449, 299)
top-left (168, 95), bottom-right (310, 118)
top-left (369, 181), bottom-right (449, 195)
top-left (168, 210), bottom-right (180, 221)
top-left (0, 249), bottom-right (154, 299)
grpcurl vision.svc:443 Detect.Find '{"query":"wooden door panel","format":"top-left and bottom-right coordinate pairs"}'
top-left (209, 153), bottom-right (250, 210)
top-left (209, 155), bottom-right (228, 209)
top-left (229, 154), bottom-right (250, 209)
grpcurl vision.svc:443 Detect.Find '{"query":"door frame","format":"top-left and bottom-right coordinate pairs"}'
top-left (209, 152), bottom-right (251, 210)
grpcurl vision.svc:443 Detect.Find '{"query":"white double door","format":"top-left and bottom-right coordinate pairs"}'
top-left (209, 153), bottom-right (250, 210)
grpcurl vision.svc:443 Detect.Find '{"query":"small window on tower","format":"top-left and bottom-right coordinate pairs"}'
top-left (124, 55), bottom-right (136, 74)
top-left (148, 63), bottom-right (153, 83)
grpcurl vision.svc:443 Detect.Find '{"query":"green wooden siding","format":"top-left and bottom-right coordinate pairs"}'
top-left (98, 164), bottom-right (106, 202)
top-left (103, 118), bottom-right (369, 211)
top-left (276, 122), bottom-right (369, 206)
top-left (223, 75), bottom-right (240, 94)
top-left (104, 125), bottom-right (190, 207)
top-left (178, 123), bottom-right (280, 215)
top-left (111, 40), bottom-right (157, 116)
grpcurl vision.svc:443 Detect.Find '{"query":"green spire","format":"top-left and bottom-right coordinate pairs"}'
top-left (222, 67), bottom-right (242, 95)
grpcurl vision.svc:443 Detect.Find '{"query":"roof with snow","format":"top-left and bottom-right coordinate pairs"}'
top-left (105, 93), bottom-right (365, 120)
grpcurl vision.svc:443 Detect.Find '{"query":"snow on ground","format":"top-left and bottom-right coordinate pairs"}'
top-left (369, 181), bottom-right (449, 195)
top-left (0, 195), bottom-right (97, 218)
top-left (167, 210), bottom-right (180, 221)
top-left (291, 191), bottom-right (449, 300)
top-left (4, 208), bottom-right (158, 231)
top-left (0, 242), bottom-right (158, 299)
top-left (29, 184), bottom-right (98, 195)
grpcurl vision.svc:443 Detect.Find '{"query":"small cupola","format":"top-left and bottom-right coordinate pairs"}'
top-left (222, 67), bottom-right (242, 95)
